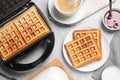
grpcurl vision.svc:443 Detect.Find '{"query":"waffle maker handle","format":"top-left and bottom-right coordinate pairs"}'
top-left (4, 32), bottom-right (54, 71)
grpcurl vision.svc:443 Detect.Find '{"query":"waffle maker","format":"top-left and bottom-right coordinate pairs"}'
top-left (0, 0), bottom-right (55, 71)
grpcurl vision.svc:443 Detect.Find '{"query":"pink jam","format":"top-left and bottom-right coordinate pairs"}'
top-left (104, 10), bottom-right (120, 29)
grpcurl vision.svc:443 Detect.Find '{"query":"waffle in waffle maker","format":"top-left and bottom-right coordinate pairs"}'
top-left (0, 0), bottom-right (55, 71)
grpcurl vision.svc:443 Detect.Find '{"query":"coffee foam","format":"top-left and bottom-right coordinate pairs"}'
top-left (68, 0), bottom-right (79, 7)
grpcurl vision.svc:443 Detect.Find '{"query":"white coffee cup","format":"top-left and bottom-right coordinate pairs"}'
top-left (54, 0), bottom-right (85, 16)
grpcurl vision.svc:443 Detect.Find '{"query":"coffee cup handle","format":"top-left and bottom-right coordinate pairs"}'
top-left (4, 32), bottom-right (55, 71)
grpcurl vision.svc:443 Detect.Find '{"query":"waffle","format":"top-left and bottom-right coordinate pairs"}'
top-left (13, 6), bottom-right (50, 44)
top-left (0, 6), bottom-right (50, 61)
top-left (0, 22), bottom-right (25, 61)
top-left (73, 29), bottom-right (102, 60)
top-left (64, 33), bottom-right (101, 68)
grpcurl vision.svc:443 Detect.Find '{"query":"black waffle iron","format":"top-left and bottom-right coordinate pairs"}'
top-left (0, 0), bottom-right (55, 71)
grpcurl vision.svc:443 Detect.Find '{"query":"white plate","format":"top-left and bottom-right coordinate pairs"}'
top-left (48, 0), bottom-right (88, 25)
top-left (63, 27), bottom-right (110, 72)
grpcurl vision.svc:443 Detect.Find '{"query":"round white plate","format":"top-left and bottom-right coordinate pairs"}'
top-left (63, 27), bottom-right (110, 72)
top-left (48, 0), bottom-right (88, 25)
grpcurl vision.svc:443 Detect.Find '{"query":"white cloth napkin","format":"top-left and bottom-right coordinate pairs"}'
top-left (92, 30), bottom-right (120, 80)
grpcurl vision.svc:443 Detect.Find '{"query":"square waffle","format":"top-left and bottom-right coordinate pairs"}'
top-left (0, 22), bottom-right (25, 61)
top-left (73, 29), bottom-right (102, 60)
top-left (64, 33), bottom-right (102, 68)
top-left (0, 6), bottom-right (50, 61)
top-left (13, 6), bottom-right (50, 44)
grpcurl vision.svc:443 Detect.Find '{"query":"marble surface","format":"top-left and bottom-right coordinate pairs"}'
top-left (0, 0), bottom-right (120, 80)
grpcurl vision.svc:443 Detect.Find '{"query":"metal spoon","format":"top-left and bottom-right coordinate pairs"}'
top-left (108, 0), bottom-right (112, 19)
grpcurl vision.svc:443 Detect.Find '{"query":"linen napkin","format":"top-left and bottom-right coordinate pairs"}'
top-left (92, 30), bottom-right (120, 80)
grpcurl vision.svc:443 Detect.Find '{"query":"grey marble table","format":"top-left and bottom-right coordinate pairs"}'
top-left (0, 0), bottom-right (120, 80)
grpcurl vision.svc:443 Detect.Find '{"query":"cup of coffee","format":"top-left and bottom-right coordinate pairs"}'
top-left (102, 9), bottom-right (120, 30)
top-left (54, 0), bottom-right (85, 16)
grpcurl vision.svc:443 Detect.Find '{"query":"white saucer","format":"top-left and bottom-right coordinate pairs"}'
top-left (48, 0), bottom-right (116, 25)
top-left (48, 0), bottom-right (88, 25)
top-left (63, 27), bottom-right (110, 72)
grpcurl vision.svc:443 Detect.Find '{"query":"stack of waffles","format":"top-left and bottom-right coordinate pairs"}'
top-left (64, 29), bottom-right (102, 68)
top-left (0, 6), bottom-right (50, 61)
